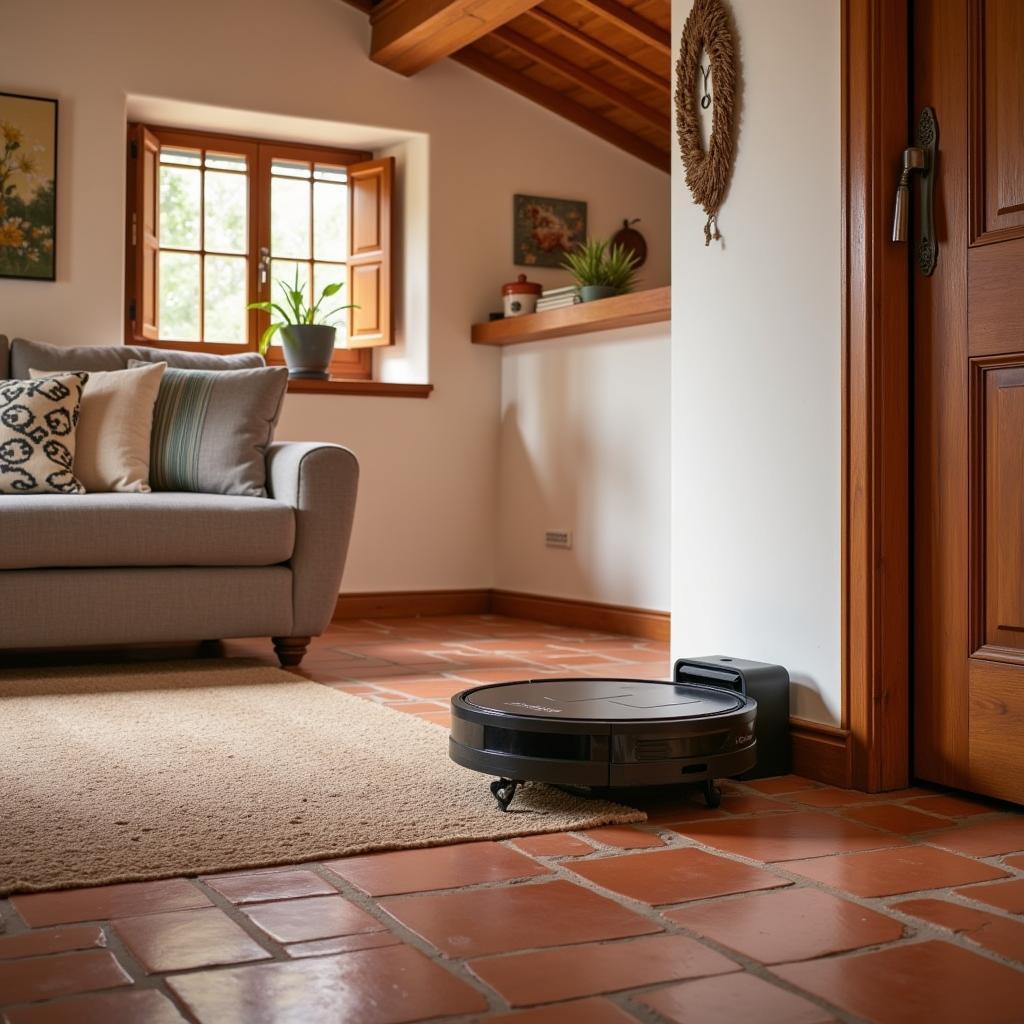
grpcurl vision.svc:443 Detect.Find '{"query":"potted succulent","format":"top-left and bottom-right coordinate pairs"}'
top-left (561, 238), bottom-right (640, 302)
top-left (248, 269), bottom-right (358, 380)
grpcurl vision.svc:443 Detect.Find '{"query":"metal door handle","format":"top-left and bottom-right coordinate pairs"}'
top-left (892, 107), bottom-right (938, 276)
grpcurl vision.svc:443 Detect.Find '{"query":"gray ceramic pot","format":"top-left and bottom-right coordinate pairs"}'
top-left (579, 285), bottom-right (620, 303)
top-left (279, 325), bottom-right (336, 380)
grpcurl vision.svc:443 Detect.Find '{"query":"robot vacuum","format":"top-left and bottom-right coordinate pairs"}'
top-left (449, 676), bottom-right (758, 811)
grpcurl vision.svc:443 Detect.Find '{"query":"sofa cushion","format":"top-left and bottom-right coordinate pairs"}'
top-left (132, 362), bottom-right (288, 497)
top-left (0, 336), bottom-right (9, 380)
top-left (30, 361), bottom-right (166, 493)
top-left (10, 337), bottom-right (264, 378)
top-left (0, 373), bottom-right (88, 495)
top-left (0, 492), bottom-right (295, 569)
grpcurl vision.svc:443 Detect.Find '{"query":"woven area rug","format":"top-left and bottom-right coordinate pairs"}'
top-left (0, 660), bottom-right (643, 895)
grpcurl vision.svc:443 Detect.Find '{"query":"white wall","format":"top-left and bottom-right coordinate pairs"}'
top-left (496, 320), bottom-right (671, 611)
top-left (671, 0), bottom-right (842, 723)
top-left (1, 0), bottom-right (670, 596)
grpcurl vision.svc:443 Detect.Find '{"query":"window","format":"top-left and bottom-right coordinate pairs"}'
top-left (125, 124), bottom-right (393, 380)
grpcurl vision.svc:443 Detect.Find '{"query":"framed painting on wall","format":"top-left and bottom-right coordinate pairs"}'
top-left (513, 194), bottom-right (586, 268)
top-left (0, 91), bottom-right (57, 281)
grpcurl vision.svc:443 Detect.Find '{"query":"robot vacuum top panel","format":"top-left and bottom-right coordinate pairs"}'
top-left (463, 678), bottom-right (747, 723)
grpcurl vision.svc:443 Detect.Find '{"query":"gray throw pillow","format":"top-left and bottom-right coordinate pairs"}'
top-left (10, 337), bottom-right (264, 378)
top-left (127, 361), bottom-right (288, 497)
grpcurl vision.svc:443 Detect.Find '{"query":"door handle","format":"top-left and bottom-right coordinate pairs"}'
top-left (891, 106), bottom-right (938, 276)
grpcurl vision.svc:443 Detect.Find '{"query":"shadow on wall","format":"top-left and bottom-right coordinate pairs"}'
top-left (498, 336), bottom-right (658, 604)
top-left (788, 677), bottom-right (833, 723)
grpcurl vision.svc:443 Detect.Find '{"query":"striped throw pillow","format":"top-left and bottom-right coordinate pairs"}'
top-left (139, 363), bottom-right (288, 496)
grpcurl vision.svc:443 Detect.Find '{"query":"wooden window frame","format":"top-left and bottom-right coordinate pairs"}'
top-left (125, 124), bottom-right (394, 381)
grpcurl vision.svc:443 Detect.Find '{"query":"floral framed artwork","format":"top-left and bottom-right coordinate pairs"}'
top-left (513, 194), bottom-right (587, 268)
top-left (0, 92), bottom-right (57, 281)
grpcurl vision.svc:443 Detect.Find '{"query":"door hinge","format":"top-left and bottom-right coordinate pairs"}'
top-left (128, 300), bottom-right (137, 323)
top-left (130, 139), bottom-right (138, 159)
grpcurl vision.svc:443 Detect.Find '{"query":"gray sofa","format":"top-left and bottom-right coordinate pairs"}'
top-left (0, 337), bottom-right (358, 666)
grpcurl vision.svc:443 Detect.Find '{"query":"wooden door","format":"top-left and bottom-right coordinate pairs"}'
top-left (913, 0), bottom-right (1024, 803)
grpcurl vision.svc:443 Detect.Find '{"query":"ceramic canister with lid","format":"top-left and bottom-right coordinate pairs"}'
top-left (502, 274), bottom-right (543, 317)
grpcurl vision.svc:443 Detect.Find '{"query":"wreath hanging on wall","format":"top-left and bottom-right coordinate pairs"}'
top-left (675, 0), bottom-right (738, 245)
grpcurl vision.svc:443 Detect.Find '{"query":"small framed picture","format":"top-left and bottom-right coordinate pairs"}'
top-left (0, 91), bottom-right (58, 281)
top-left (514, 194), bottom-right (587, 268)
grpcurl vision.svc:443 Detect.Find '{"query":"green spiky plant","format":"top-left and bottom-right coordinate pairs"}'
top-left (561, 239), bottom-right (640, 293)
top-left (247, 268), bottom-right (358, 354)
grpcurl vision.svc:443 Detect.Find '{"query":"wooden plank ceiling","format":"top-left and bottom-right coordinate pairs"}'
top-left (341, 0), bottom-right (671, 172)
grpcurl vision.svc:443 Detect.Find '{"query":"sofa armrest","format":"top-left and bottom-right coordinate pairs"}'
top-left (265, 442), bottom-right (359, 637)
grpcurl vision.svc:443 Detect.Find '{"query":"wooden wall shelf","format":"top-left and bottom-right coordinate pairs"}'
top-left (471, 286), bottom-right (671, 346)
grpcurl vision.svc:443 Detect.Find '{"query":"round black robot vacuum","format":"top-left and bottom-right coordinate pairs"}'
top-left (449, 677), bottom-right (757, 811)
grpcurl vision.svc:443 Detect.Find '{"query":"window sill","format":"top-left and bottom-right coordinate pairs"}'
top-left (285, 378), bottom-right (433, 398)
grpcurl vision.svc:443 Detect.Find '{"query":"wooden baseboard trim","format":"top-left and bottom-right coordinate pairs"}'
top-left (490, 590), bottom-right (669, 641)
top-left (333, 588), bottom-right (670, 640)
top-left (790, 717), bottom-right (853, 788)
top-left (334, 589), bottom-right (491, 620)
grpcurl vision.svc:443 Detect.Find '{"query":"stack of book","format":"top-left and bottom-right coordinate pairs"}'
top-left (535, 286), bottom-right (580, 312)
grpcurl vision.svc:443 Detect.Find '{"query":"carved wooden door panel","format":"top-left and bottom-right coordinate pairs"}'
top-left (913, 0), bottom-right (1024, 803)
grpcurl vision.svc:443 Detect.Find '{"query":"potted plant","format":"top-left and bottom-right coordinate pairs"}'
top-left (247, 269), bottom-right (358, 380)
top-left (561, 238), bottom-right (640, 302)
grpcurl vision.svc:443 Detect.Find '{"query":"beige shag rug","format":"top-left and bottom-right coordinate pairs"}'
top-left (0, 660), bottom-right (643, 895)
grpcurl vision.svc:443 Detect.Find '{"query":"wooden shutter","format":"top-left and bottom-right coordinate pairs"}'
top-left (132, 125), bottom-right (160, 341)
top-left (346, 157), bottom-right (394, 348)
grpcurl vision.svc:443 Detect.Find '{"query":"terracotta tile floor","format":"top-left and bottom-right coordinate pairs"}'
top-left (2, 614), bottom-right (1023, 1023)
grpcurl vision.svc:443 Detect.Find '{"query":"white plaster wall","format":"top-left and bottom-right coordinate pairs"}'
top-left (671, 0), bottom-right (842, 723)
top-left (1, 0), bottom-right (670, 596)
top-left (496, 322), bottom-right (671, 611)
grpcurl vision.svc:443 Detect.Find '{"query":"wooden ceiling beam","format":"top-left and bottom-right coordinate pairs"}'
top-left (371, 0), bottom-right (544, 76)
top-left (491, 26), bottom-right (666, 129)
top-left (452, 47), bottom-right (669, 171)
top-left (521, 8), bottom-right (669, 95)
top-left (573, 0), bottom-right (671, 55)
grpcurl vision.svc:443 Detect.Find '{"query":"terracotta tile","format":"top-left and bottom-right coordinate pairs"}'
top-left (509, 833), bottom-right (595, 857)
top-left (325, 841), bottom-right (549, 897)
top-left (1002, 853), bottom-right (1024, 870)
top-left (468, 933), bottom-right (738, 1006)
top-left (285, 932), bottom-right (402, 959)
top-left (773, 939), bottom-right (1024, 1024)
top-left (671, 811), bottom-right (903, 862)
top-left (954, 877), bottom-right (1024, 914)
top-left (376, 678), bottom-right (468, 699)
top-left (907, 793), bottom-right (993, 817)
top-left (665, 886), bottom-right (903, 963)
top-left (744, 775), bottom-right (819, 795)
top-left (842, 803), bottom-right (950, 834)
top-left (241, 895), bottom-right (385, 944)
top-left (2, 988), bottom-right (187, 1024)
top-left (567, 847), bottom-right (789, 905)
top-left (719, 794), bottom-right (791, 814)
top-left (203, 868), bottom-right (337, 904)
top-left (582, 825), bottom-right (664, 849)
top-left (637, 972), bottom-right (837, 1024)
top-left (385, 701), bottom-right (447, 714)
top-left (11, 879), bottom-right (210, 928)
top-left (0, 925), bottom-right (105, 960)
top-left (645, 803), bottom-right (729, 824)
top-left (788, 787), bottom-right (879, 808)
top-left (894, 898), bottom-right (1024, 961)
top-left (113, 906), bottom-right (271, 973)
top-left (786, 844), bottom-right (1008, 896)
top-left (379, 879), bottom-right (660, 957)
top-left (486, 997), bottom-right (639, 1024)
top-left (927, 816), bottom-right (1024, 857)
top-left (0, 949), bottom-right (131, 1006)
top-left (167, 944), bottom-right (487, 1024)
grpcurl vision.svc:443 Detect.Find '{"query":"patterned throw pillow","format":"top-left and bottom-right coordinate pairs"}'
top-left (0, 373), bottom-right (88, 494)
top-left (129, 362), bottom-right (288, 497)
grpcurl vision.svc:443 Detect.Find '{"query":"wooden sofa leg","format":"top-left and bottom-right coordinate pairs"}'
top-left (273, 636), bottom-right (310, 667)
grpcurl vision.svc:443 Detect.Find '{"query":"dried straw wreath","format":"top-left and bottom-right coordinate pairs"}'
top-left (675, 0), bottom-right (737, 245)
